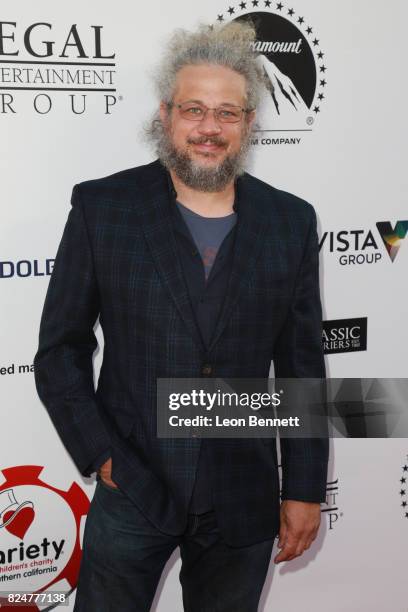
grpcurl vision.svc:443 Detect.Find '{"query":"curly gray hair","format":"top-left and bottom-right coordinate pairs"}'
top-left (151, 20), bottom-right (264, 109)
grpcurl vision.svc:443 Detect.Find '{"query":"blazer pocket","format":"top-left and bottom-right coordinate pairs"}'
top-left (98, 477), bottom-right (122, 493)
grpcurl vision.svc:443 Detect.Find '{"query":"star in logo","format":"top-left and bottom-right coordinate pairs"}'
top-left (288, 8), bottom-right (295, 16)
top-left (313, 38), bottom-right (320, 46)
top-left (217, 14), bottom-right (224, 21)
top-left (239, 1), bottom-right (247, 7)
top-left (318, 51), bottom-right (324, 59)
top-left (276, 2), bottom-right (283, 10)
top-left (264, 0), bottom-right (271, 6)
top-left (399, 459), bottom-right (408, 518)
top-left (228, 6), bottom-right (235, 13)
top-left (306, 26), bottom-right (313, 34)
top-left (313, 106), bottom-right (320, 113)
top-left (298, 16), bottom-right (304, 24)
top-left (320, 79), bottom-right (327, 87)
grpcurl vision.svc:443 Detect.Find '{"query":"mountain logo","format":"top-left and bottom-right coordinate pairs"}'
top-left (215, 2), bottom-right (326, 138)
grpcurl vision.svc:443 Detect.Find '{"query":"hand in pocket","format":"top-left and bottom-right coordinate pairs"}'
top-left (98, 457), bottom-right (119, 489)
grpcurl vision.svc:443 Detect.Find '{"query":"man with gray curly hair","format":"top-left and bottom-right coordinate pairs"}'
top-left (145, 21), bottom-right (263, 193)
top-left (35, 19), bottom-right (328, 612)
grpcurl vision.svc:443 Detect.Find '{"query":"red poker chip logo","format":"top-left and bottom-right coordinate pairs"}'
top-left (0, 466), bottom-right (90, 610)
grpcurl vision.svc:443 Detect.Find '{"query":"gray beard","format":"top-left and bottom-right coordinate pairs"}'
top-left (147, 118), bottom-right (251, 192)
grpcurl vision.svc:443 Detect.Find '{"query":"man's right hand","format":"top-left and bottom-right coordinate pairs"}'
top-left (97, 457), bottom-right (119, 489)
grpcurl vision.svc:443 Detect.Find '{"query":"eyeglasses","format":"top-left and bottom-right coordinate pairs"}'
top-left (168, 101), bottom-right (253, 123)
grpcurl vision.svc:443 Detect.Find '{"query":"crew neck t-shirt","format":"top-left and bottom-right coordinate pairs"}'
top-left (175, 201), bottom-right (237, 280)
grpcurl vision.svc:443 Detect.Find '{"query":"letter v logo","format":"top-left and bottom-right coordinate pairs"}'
top-left (376, 221), bottom-right (408, 262)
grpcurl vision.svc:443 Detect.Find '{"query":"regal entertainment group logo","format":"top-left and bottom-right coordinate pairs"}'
top-left (0, 21), bottom-right (117, 115)
top-left (215, 1), bottom-right (327, 144)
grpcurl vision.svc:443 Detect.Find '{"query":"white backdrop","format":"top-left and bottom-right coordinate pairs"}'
top-left (1, 1), bottom-right (407, 610)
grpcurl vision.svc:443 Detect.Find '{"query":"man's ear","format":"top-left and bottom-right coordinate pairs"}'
top-left (246, 109), bottom-right (256, 131)
top-left (159, 101), bottom-right (170, 126)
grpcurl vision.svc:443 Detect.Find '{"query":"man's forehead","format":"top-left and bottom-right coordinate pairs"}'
top-left (173, 64), bottom-right (247, 100)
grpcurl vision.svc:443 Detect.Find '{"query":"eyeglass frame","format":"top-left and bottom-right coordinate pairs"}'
top-left (166, 100), bottom-right (254, 123)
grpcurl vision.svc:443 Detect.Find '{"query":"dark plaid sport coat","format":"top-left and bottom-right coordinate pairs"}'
top-left (33, 158), bottom-right (329, 546)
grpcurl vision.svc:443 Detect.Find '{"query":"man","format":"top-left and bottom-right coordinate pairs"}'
top-left (34, 20), bottom-right (329, 612)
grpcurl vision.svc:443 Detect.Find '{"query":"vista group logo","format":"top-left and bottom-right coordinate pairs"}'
top-left (0, 465), bottom-right (90, 610)
top-left (215, 1), bottom-right (327, 144)
top-left (319, 220), bottom-right (408, 266)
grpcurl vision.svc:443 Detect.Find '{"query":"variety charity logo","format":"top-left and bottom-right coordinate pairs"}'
top-left (215, 1), bottom-right (326, 142)
top-left (0, 21), bottom-right (117, 115)
top-left (319, 220), bottom-right (408, 266)
top-left (0, 465), bottom-right (90, 610)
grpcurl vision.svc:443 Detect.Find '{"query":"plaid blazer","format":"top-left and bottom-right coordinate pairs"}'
top-left (34, 158), bottom-right (328, 546)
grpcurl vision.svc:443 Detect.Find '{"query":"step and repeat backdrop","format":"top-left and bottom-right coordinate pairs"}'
top-left (1, 1), bottom-right (407, 610)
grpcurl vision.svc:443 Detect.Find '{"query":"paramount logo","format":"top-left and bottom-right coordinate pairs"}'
top-left (250, 39), bottom-right (302, 54)
top-left (223, 4), bottom-right (327, 133)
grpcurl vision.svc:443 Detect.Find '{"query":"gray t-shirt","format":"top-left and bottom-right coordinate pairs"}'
top-left (176, 200), bottom-right (237, 279)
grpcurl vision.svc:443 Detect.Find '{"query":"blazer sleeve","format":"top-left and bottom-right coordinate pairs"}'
top-left (273, 203), bottom-right (329, 503)
top-left (33, 184), bottom-right (111, 477)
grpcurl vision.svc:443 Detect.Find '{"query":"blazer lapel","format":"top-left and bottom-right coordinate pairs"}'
top-left (207, 174), bottom-right (270, 353)
top-left (131, 162), bottom-right (206, 353)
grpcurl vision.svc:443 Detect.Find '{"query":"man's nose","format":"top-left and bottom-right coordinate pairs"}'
top-left (197, 109), bottom-right (222, 134)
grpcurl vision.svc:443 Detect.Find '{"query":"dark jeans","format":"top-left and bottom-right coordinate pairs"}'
top-left (73, 480), bottom-right (275, 612)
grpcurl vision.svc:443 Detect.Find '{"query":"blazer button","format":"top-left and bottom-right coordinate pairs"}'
top-left (201, 364), bottom-right (213, 376)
